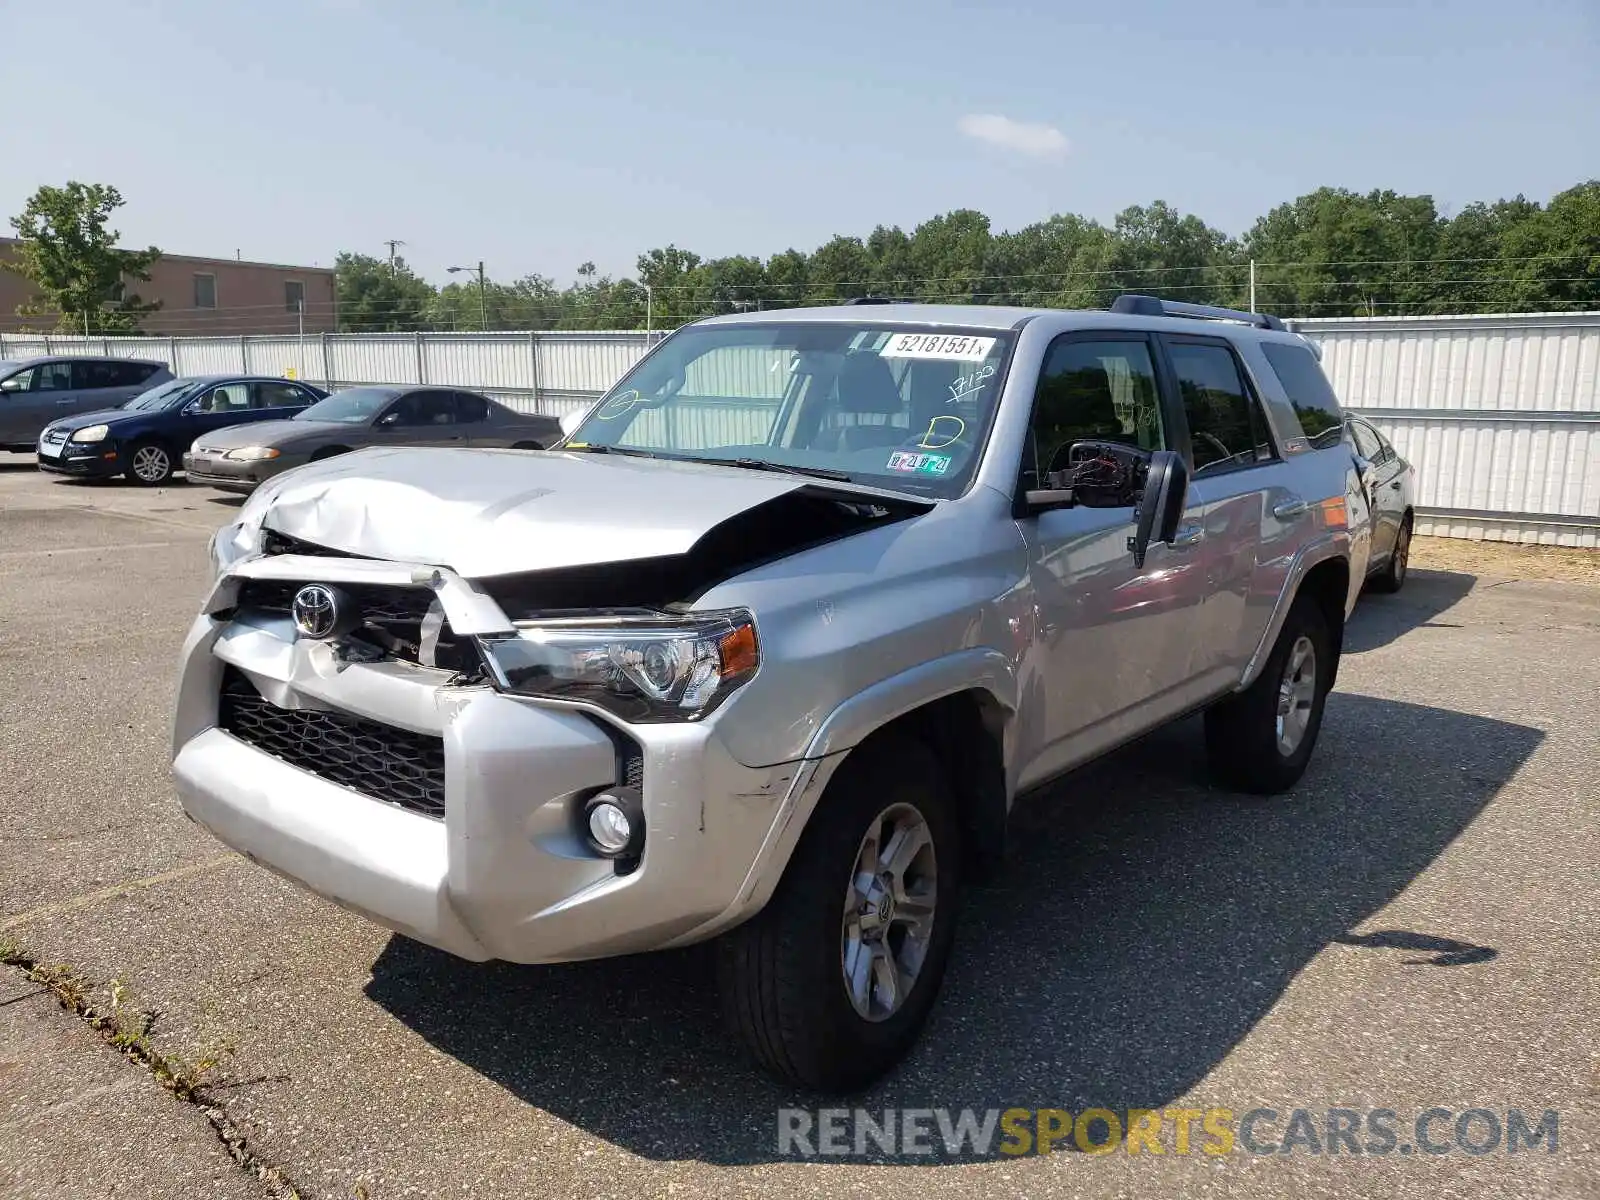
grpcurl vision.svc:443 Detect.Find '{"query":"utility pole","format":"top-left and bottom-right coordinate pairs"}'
top-left (1248, 259), bottom-right (1257, 314)
top-left (447, 261), bottom-right (488, 330)
top-left (383, 239), bottom-right (406, 276)
top-left (645, 283), bottom-right (653, 340)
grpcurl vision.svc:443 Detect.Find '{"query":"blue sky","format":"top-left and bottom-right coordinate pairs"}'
top-left (3, 0), bottom-right (1594, 286)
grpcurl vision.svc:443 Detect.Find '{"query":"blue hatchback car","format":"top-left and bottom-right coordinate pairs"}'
top-left (36, 374), bottom-right (329, 485)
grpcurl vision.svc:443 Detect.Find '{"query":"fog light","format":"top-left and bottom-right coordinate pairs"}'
top-left (582, 787), bottom-right (644, 858)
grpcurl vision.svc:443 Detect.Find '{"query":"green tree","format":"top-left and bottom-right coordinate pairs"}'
top-left (5, 182), bottom-right (161, 333)
top-left (334, 251), bottom-right (435, 331)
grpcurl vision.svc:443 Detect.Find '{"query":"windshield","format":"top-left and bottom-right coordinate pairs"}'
top-left (567, 323), bottom-right (1016, 498)
top-left (295, 387), bottom-right (396, 424)
top-left (123, 378), bottom-right (200, 411)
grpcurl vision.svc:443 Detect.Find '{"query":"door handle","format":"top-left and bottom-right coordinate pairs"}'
top-left (1389, 480), bottom-right (1402, 490)
top-left (55, 398), bottom-right (76, 405)
top-left (1273, 498), bottom-right (1309, 520)
top-left (1169, 523), bottom-right (1204, 549)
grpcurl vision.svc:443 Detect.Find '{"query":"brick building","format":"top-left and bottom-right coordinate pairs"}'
top-left (0, 238), bottom-right (337, 335)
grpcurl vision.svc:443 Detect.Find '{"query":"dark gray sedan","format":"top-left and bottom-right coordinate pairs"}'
top-left (183, 385), bottom-right (562, 493)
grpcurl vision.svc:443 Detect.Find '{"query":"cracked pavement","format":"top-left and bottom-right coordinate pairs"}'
top-left (1, 454), bottom-right (1597, 1199)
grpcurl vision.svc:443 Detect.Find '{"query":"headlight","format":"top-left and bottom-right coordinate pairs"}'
top-left (477, 611), bottom-right (759, 722)
top-left (72, 424), bottom-right (109, 443)
top-left (209, 521), bottom-right (261, 577)
top-left (223, 446), bottom-right (280, 462)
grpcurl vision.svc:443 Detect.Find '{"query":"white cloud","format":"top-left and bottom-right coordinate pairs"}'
top-left (956, 114), bottom-right (1069, 160)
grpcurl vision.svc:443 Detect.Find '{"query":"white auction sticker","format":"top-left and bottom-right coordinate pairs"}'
top-left (879, 332), bottom-right (996, 361)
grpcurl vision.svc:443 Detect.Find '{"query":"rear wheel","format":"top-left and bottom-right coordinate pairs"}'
top-left (125, 440), bottom-right (174, 486)
top-left (716, 734), bottom-right (961, 1092)
top-left (1205, 595), bottom-right (1332, 794)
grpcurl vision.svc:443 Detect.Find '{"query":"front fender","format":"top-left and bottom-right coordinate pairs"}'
top-left (1240, 527), bottom-right (1354, 689)
top-left (673, 649), bottom-right (1017, 944)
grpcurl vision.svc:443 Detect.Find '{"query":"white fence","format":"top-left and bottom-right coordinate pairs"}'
top-left (4, 314), bottom-right (1597, 548)
top-left (1292, 312), bottom-right (1600, 548)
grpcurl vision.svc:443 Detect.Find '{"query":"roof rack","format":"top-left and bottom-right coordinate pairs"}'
top-left (1111, 294), bottom-right (1285, 332)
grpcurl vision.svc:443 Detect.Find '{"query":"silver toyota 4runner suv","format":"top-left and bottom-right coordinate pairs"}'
top-left (173, 296), bottom-right (1371, 1092)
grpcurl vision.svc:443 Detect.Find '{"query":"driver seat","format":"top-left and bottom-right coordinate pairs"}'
top-left (823, 351), bottom-right (906, 453)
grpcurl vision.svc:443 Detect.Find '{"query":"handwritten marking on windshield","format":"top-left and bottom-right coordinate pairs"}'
top-left (948, 364), bottom-right (995, 403)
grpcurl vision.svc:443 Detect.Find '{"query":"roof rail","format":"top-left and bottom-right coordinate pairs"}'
top-left (842, 295), bottom-right (913, 305)
top-left (1111, 294), bottom-right (1285, 332)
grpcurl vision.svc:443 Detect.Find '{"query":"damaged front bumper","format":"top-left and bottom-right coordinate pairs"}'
top-left (170, 555), bottom-right (811, 964)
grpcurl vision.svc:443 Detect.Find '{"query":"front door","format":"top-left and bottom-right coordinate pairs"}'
top-left (375, 390), bottom-right (466, 445)
top-left (0, 361), bottom-right (76, 444)
top-left (1350, 418), bottom-right (1404, 561)
top-left (1014, 333), bottom-right (1213, 789)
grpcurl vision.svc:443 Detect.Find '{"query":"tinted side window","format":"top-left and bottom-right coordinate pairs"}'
top-left (199, 383), bottom-right (252, 413)
top-left (73, 361), bottom-right (120, 390)
top-left (388, 391), bottom-right (454, 426)
top-left (1262, 342), bottom-right (1344, 449)
top-left (256, 382), bottom-right (311, 409)
top-left (454, 392), bottom-right (490, 423)
top-left (1024, 338), bottom-right (1165, 506)
top-left (115, 362), bottom-right (161, 387)
top-left (1349, 420), bottom-right (1382, 461)
top-left (33, 362), bottom-right (74, 391)
top-left (1167, 341), bottom-right (1274, 475)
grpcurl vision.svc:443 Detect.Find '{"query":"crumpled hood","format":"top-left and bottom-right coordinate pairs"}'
top-left (255, 447), bottom-right (897, 578)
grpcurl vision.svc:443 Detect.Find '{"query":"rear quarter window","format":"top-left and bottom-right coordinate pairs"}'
top-left (1262, 342), bottom-right (1344, 449)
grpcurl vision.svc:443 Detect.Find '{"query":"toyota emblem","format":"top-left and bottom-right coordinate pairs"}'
top-left (291, 584), bottom-right (341, 639)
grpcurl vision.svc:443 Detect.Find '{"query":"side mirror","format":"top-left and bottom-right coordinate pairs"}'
top-left (0, 378), bottom-right (22, 394)
top-left (1128, 450), bottom-right (1188, 568)
top-left (377, 412), bottom-right (401, 427)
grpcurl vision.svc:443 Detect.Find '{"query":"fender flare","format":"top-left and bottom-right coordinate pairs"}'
top-left (1240, 529), bottom-right (1354, 689)
top-left (719, 648), bottom-right (1018, 924)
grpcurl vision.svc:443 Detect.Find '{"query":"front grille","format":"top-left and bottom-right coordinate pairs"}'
top-left (232, 578), bottom-right (478, 674)
top-left (217, 666), bottom-right (446, 818)
top-left (236, 579), bottom-right (435, 625)
top-left (41, 428), bottom-right (67, 446)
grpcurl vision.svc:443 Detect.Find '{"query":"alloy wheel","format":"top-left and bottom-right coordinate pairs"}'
top-left (1275, 635), bottom-right (1317, 756)
top-left (841, 802), bottom-right (938, 1022)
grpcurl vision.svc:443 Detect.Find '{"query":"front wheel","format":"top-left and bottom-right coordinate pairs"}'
top-left (1369, 518), bottom-right (1411, 593)
top-left (125, 440), bottom-right (174, 486)
top-left (1204, 595), bottom-right (1333, 794)
top-left (716, 734), bottom-right (961, 1092)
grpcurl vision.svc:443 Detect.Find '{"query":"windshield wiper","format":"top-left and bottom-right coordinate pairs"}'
top-left (567, 443), bottom-right (657, 459)
top-left (680, 455), bottom-right (853, 481)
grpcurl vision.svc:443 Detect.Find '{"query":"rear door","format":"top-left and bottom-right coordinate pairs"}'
top-left (69, 360), bottom-right (134, 416)
top-left (450, 390), bottom-right (497, 445)
top-left (1157, 334), bottom-right (1291, 683)
top-left (251, 380), bottom-right (319, 421)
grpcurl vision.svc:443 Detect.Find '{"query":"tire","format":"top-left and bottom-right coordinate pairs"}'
top-left (1204, 595), bottom-right (1333, 794)
top-left (309, 446), bottom-right (350, 462)
top-left (510, 441), bottom-right (542, 451)
top-left (1369, 516), bottom-right (1411, 594)
top-left (125, 440), bottom-right (174, 486)
top-left (716, 733), bottom-right (962, 1092)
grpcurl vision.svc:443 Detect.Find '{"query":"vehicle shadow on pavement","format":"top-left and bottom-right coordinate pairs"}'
top-left (1344, 569), bottom-right (1477, 653)
top-left (364, 694), bottom-right (1539, 1165)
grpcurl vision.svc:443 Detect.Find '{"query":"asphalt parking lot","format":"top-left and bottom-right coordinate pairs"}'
top-left (1, 455), bottom-right (1596, 1200)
